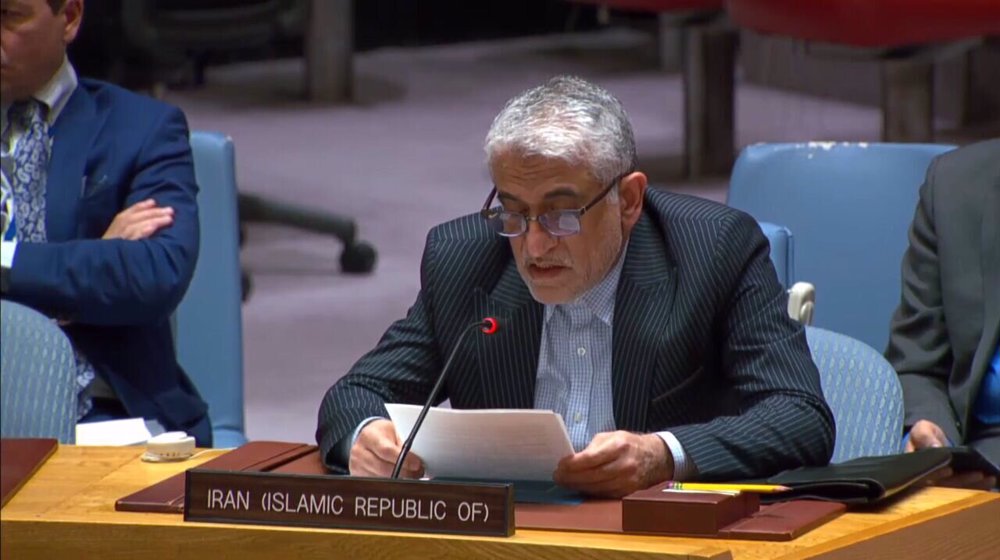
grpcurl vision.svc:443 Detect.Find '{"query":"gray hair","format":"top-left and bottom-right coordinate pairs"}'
top-left (484, 75), bottom-right (637, 186)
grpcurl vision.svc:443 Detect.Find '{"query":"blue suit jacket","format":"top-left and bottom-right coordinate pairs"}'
top-left (4, 79), bottom-right (212, 445)
top-left (317, 190), bottom-right (835, 479)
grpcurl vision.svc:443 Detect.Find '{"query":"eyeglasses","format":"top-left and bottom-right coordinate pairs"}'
top-left (479, 175), bottom-right (623, 238)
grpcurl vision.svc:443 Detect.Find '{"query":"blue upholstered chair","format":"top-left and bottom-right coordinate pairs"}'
top-left (758, 221), bottom-right (793, 289)
top-left (806, 326), bottom-right (904, 462)
top-left (0, 300), bottom-right (78, 443)
top-left (727, 142), bottom-right (954, 352)
top-left (175, 131), bottom-right (247, 447)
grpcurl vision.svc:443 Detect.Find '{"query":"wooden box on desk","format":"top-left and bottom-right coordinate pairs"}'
top-left (622, 482), bottom-right (759, 536)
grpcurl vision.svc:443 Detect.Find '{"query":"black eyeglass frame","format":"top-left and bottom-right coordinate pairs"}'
top-left (479, 173), bottom-right (627, 238)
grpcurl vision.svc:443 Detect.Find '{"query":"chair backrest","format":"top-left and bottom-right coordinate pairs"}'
top-left (175, 131), bottom-right (247, 447)
top-left (757, 221), bottom-right (793, 289)
top-left (123, 0), bottom-right (288, 51)
top-left (0, 300), bottom-right (78, 443)
top-left (727, 142), bottom-right (954, 351)
top-left (806, 326), bottom-right (904, 462)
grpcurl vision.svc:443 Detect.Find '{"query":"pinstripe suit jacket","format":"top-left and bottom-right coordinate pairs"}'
top-left (318, 189), bottom-right (835, 479)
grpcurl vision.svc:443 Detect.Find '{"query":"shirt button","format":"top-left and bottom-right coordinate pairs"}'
top-left (573, 412), bottom-right (583, 423)
top-left (577, 347), bottom-right (586, 356)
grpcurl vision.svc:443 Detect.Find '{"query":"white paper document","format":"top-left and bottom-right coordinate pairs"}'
top-left (385, 404), bottom-right (575, 481)
top-left (75, 417), bottom-right (152, 446)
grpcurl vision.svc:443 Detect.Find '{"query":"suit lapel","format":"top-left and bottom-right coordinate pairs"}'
top-left (612, 213), bottom-right (678, 432)
top-left (474, 258), bottom-right (542, 409)
top-left (46, 86), bottom-right (103, 241)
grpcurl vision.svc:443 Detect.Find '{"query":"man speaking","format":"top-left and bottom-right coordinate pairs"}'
top-left (317, 76), bottom-right (834, 497)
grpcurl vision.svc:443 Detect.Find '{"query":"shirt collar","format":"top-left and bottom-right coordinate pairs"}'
top-left (544, 245), bottom-right (627, 327)
top-left (34, 57), bottom-right (78, 124)
top-left (1, 57), bottom-right (78, 128)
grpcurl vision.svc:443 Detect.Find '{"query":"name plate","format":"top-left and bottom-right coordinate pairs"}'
top-left (183, 469), bottom-right (514, 537)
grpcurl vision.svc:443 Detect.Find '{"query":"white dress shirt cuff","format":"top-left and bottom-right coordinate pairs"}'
top-left (336, 416), bottom-right (385, 467)
top-left (657, 431), bottom-right (695, 481)
top-left (1, 241), bottom-right (16, 269)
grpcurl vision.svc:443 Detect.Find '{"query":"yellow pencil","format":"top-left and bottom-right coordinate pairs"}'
top-left (663, 482), bottom-right (790, 493)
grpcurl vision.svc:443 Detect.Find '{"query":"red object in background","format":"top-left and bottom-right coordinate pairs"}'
top-left (567, 0), bottom-right (724, 14)
top-left (728, 0), bottom-right (1000, 48)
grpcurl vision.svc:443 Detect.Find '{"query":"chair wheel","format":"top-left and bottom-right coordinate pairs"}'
top-left (340, 241), bottom-right (377, 274)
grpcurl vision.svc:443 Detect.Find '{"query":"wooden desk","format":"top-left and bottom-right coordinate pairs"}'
top-left (2, 446), bottom-right (998, 560)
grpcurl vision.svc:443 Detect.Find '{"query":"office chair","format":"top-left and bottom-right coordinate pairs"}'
top-left (727, 142), bottom-right (954, 351)
top-left (121, 0), bottom-right (301, 86)
top-left (121, 0), bottom-right (377, 298)
top-left (567, 1), bottom-right (736, 178)
top-left (0, 300), bottom-right (78, 443)
top-left (176, 131), bottom-right (248, 447)
top-left (806, 326), bottom-right (905, 462)
top-left (728, 0), bottom-right (1000, 141)
top-left (757, 221), bottom-right (792, 289)
top-left (756, 220), bottom-right (814, 325)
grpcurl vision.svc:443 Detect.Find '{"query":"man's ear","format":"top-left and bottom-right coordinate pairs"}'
top-left (62, 0), bottom-right (84, 44)
top-left (618, 171), bottom-right (647, 234)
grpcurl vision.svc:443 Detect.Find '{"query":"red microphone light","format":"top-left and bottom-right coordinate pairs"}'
top-left (481, 317), bottom-right (499, 335)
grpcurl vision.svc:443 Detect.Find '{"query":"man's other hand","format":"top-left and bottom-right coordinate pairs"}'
top-left (349, 419), bottom-right (424, 479)
top-left (905, 419), bottom-right (950, 452)
top-left (102, 199), bottom-right (174, 240)
top-left (553, 431), bottom-right (673, 498)
top-left (908, 420), bottom-right (996, 489)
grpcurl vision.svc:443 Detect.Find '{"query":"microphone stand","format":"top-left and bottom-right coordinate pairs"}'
top-left (391, 318), bottom-right (496, 479)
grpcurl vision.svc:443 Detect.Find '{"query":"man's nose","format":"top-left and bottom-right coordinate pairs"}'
top-left (523, 220), bottom-right (557, 259)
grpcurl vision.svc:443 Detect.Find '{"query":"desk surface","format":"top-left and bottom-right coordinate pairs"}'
top-left (2, 446), bottom-right (998, 560)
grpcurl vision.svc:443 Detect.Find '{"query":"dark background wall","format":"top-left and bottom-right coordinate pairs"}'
top-left (67, 1), bottom-right (997, 126)
top-left (69, 0), bottom-right (599, 84)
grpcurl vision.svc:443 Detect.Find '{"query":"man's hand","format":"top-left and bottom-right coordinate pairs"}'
top-left (553, 431), bottom-right (673, 498)
top-left (905, 419), bottom-right (950, 452)
top-left (349, 419), bottom-right (424, 479)
top-left (907, 419), bottom-right (996, 489)
top-left (102, 199), bottom-right (174, 240)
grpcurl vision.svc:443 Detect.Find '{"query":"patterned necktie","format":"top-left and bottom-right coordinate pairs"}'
top-left (5, 99), bottom-right (97, 418)
top-left (0, 176), bottom-right (12, 241)
top-left (8, 100), bottom-right (51, 243)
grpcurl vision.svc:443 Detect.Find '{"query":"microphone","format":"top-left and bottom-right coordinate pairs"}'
top-left (391, 317), bottom-right (500, 479)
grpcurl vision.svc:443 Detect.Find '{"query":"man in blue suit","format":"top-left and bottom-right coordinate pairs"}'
top-left (317, 76), bottom-right (834, 496)
top-left (1, 0), bottom-right (211, 445)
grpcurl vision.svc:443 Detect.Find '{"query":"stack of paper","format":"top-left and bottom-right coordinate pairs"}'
top-left (75, 418), bottom-right (152, 446)
top-left (386, 404), bottom-right (574, 481)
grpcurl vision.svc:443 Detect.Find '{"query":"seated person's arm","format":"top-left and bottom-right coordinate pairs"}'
top-left (317, 237), bottom-right (445, 475)
top-left (555, 212), bottom-right (834, 497)
top-left (885, 167), bottom-right (959, 448)
top-left (3, 107), bottom-right (199, 326)
top-left (665, 212), bottom-right (836, 481)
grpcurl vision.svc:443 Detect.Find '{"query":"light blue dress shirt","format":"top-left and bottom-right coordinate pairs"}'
top-left (535, 248), bottom-right (693, 480)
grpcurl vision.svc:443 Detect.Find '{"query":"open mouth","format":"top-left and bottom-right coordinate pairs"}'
top-left (528, 263), bottom-right (568, 280)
